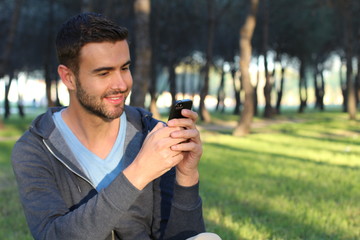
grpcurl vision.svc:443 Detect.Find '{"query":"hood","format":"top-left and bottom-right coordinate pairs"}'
top-left (28, 106), bottom-right (157, 140)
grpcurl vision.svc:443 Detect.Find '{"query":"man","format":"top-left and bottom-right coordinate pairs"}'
top-left (12, 13), bottom-right (219, 240)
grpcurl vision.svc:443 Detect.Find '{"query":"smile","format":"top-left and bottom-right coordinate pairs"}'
top-left (104, 95), bottom-right (124, 104)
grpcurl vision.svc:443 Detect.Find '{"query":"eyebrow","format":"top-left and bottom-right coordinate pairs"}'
top-left (91, 60), bottom-right (131, 74)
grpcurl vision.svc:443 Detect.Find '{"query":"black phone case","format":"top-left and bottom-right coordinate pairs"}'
top-left (168, 100), bottom-right (193, 120)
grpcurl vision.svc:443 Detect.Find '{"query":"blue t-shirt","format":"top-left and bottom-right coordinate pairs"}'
top-left (53, 109), bottom-right (127, 191)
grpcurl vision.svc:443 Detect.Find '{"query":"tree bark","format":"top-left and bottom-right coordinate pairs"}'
top-left (4, 72), bottom-right (15, 119)
top-left (231, 68), bottom-right (241, 115)
top-left (343, 0), bottom-right (356, 119)
top-left (298, 59), bottom-right (307, 113)
top-left (130, 0), bottom-right (152, 108)
top-left (262, 0), bottom-right (273, 118)
top-left (149, 55), bottom-right (160, 119)
top-left (314, 63), bottom-right (325, 111)
top-left (233, 0), bottom-right (259, 137)
top-left (199, 0), bottom-right (215, 123)
top-left (254, 57), bottom-right (260, 116)
top-left (168, 63), bottom-right (177, 104)
top-left (16, 78), bottom-right (25, 118)
top-left (45, 0), bottom-right (55, 107)
top-left (276, 64), bottom-right (285, 114)
top-left (216, 64), bottom-right (226, 113)
top-left (356, 55), bottom-right (360, 106)
top-left (340, 60), bottom-right (347, 112)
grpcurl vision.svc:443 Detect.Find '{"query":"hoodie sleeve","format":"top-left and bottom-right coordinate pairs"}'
top-left (151, 169), bottom-right (205, 240)
top-left (11, 134), bottom-right (142, 240)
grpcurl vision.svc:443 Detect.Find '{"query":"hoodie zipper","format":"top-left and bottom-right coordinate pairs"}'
top-left (43, 139), bottom-right (97, 189)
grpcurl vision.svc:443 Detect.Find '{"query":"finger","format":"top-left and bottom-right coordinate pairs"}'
top-left (170, 128), bottom-right (199, 140)
top-left (161, 136), bottom-right (189, 149)
top-left (167, 152), bottom-right (184, 166)
top-left (181, 109), bottom-right (198, 121)
top-left (150, 123), bottom-right (182, 139)
top-left (167, 110), bottom-right (198, 128)
top-left (167, 118), bottom-right (195, 129)
top-left (170, 141), bottom-right (200, 152)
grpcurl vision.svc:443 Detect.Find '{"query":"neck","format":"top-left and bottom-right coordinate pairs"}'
top-left (62, 106), bottom-right (121, 159)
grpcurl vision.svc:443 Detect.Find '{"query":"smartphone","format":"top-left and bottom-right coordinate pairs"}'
top-left (168, 99), bottom-right (193, 121)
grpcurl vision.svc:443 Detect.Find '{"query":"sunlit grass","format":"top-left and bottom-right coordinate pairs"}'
top-left (200, 111), bottom-right (360, 239)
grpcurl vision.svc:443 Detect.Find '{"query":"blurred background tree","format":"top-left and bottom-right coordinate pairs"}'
top-left (0, 0), bottom-right (359, 135)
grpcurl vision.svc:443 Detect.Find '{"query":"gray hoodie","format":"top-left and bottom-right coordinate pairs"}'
top-left (12, 106), bottom-right (205, 240)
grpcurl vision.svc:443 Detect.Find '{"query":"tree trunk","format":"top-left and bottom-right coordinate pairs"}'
top-left (231, 68), bottom-right (241, 115)
top-left (216, 64), bottom-right (226, 113)
top-left (276, 64), bottom-right (285, 114)
top-left (4, 72), bottom-right (15, 119)
top-left (130, 0), bottom-right (152, 108)
top-left (343, 0), bottom-right (356, 119)
top-left (262, 0), bottom-right (273, 118)
top-left (149, 56), bottom-right (160, 119)
top-left (356, 55), bottom-right (360, 106)
top-left (319, 69), bottom-right (325, 110)
top-left (233, 0), bottom-right (259, 137)
top-left (16, 78), bottom-right (25, 118)
top-left (199, 0), bottom-right (215, 123)
top-left (168, 63), bottom-right (177, 104)
top-left (340, 60), bottom-right (347, 112)
top-left (54, 78), bottom-right (62, 106)
top-left (180, 64), bottom-right (187, 99)
top-left (254, 57), bottom-right (260, 116)
top-left (44, 0), bottom-right (56, 107)
top-left (314, 63), bottom-right (325, 111)
top-left (190, 65), bottom-right (198, 101)
top-left (298, 59), bottom-right (307, 113)
top-left (44, 65), bottom-right (55, 107)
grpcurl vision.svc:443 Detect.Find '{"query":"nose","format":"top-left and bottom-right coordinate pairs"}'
top-left (111, 70), bottom-right (128, 91)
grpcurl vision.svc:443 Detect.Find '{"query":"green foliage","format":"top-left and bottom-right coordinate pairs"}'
top-left (0, 111), bottom-right (359, 239)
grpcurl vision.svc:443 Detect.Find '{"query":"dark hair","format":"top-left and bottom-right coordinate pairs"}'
top-left (55, 12), bottom-right (128, 75)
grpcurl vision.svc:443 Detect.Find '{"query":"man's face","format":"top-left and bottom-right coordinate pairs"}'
top-left (74, 40), bottom-right (132, 120)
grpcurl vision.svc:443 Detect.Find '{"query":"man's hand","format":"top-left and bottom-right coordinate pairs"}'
top-left (123, 122), bottom-right (187, 190)
top-left (167, 109), bottom-right (203, 187)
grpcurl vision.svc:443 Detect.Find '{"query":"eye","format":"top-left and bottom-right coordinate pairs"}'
top-left (121, 65), bottom-right (130, 71)
top-left (98, 71), bottom-right (109, 76)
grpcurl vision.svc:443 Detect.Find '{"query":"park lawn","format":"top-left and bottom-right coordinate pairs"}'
top-left (0, 110), bottom-right (359, 239)
top-left (200, 111), bottom-right (359, 239)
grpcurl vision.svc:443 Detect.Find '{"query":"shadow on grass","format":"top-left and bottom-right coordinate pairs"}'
top-left (248, 134), bottom-right (360, 162)
top-left (202, 189), bottom-right (346, 240)
top-left (205, 142), bottom-right (360, 171)
top-left (200, 142), bottom-right (359, 239)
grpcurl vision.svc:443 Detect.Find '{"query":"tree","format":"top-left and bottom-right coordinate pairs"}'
top-left (1, 0), bottom-right (23, 119)
top-left (130, 0), bottom-right (152, 108)
top-left (233, 0), bottom-right (259, 137)
top-left (341, 0), bottom-right (357, 119)
top-left (261, 0), bottom-right (274, 118)
top-left (198, 0), bottom-right (232, 122)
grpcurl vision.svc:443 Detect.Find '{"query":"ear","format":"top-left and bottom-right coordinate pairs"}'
top-left (58, 64), bottom-right (76, 91)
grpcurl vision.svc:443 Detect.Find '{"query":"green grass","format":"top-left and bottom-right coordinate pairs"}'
top-left (0, 111), bottom-right (359, 239)
top-left (200, 111), bottom-right (360, 239)
top-left (0, 114), bottom-right (32, 238)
